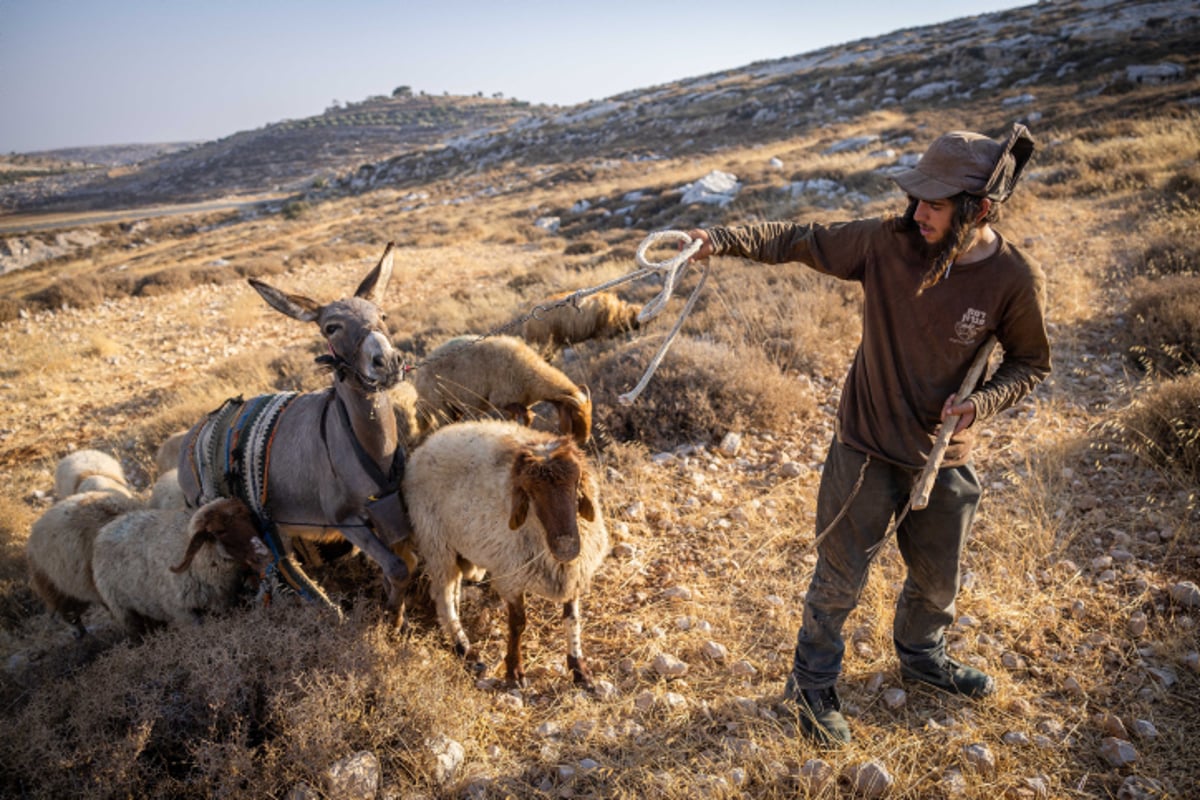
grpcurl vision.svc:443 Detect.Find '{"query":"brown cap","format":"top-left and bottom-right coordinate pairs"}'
top-left (893, 123), bottom-right (1035, 202)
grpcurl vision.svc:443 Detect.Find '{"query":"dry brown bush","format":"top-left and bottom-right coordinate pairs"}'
top-left (583, 334), bottom-right (817, 451)
top-left (1110, 372), bottom-right (1200, 484)
top-left (1125, 274), bottom-right (1200, 375)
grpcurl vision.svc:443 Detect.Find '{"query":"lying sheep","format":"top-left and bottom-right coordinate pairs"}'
top-left (53, 448), bottom-right (134, 500)
top-left (92, 498), bottom-right (270, 639)
top-left (412, 335), bottom-right (592, 445)
top-left (26, 491), bottom-right (144, 635)
top-left (522, 290), bottom-right (641, 350)
top-left (403, 419), bottom-right (609, 689)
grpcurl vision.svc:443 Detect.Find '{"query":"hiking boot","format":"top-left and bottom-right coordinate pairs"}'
top-left (782, 676), bottom-right (852, 746)
top-left (901, 656), bottom-right (995, 698)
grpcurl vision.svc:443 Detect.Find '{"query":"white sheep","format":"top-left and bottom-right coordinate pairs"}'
top-left (92, 497), bottom-right (271, 639)
top-left (26, 490), bottom-right (143, 635)
top-left (412, 334), bottom-right (592, 445)
top-left (148, 469), bottom-right (187, 510)
top-left (521, 290), bottom-right (642, 350)
top-left (53, 448), bottom-right (134, 500)
top-left (154, 429), bottom-right (189, 478)
top-left (403, 419), bottom-right (609, 689)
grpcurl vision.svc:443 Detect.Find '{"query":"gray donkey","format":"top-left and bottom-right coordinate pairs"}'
top-left (177, 242), bottom-right (411, 619)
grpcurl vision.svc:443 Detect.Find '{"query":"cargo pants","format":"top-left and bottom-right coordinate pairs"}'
top-left (789, 436), bottom-right (982, 689)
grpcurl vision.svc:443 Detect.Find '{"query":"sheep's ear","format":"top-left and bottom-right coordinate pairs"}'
top-left (509, 486), bottom-right (530, 530)
top-left (577, 480), bottom-right (597, 523)
top-left (173, 513), bottom-right (216, 573)
top-left (249, 278), bottom-right (322, 322)
top-left (355, 242), bottom-right (395, 305)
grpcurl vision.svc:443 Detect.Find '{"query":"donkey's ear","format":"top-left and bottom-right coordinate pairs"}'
top-left (355, 242), bottom-right (395, 305)
top-left (249, 279), bottom-right (321, 322)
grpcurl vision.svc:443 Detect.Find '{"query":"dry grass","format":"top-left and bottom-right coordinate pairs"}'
top-left (1, 103), bottom-right (1198, 799)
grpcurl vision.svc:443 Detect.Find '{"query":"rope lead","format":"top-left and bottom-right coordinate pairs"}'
top-left (618, 231), bottom-right (707, 405)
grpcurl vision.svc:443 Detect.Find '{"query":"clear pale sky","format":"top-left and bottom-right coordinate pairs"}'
top-left (1, 0), bottom-right (1030, 154)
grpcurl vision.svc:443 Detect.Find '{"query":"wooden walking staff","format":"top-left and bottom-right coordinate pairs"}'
top-left (910, 335), bottom-right (999, 510)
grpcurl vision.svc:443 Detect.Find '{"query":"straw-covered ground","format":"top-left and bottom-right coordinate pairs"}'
top-left (0, 108), bottom-right (1198, 798)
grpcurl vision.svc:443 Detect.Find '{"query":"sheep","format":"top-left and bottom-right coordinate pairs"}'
top-left (521, 290), bottom-right (641, 350)
top-left (403, 419), bottom-right (609, 689)
top-left (148, 469), bottom-right (187, 510)
top-left (387, 379), bottom-right (425, 448)
top-left (154, 429), bottom-right (189, 478)
top-left (53, 448), bottom-right (134, 500)
top-left (91, 498), bottom-right (271, 640)
top-left (26, 491), bottom-right (144, 635)
top-left (412, 334), bottom-right (592, 446)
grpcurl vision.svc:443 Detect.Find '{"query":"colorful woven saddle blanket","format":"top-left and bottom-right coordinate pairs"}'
top-left (183, 393), bottom-right (338, 609)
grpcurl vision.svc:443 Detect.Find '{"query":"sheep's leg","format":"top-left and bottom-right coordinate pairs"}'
top-left (564, 598), bottom-right (594, 690)
top-left (431, 563), bottom-right (486, 675)
top-left (504, 592), bottom-right (528, 688)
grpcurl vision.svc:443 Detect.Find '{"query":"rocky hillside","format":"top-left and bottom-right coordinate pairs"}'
top-left (2, 0), bottom-right (1195, 222)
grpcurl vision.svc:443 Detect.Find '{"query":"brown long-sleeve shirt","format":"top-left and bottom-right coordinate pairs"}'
top-left (706, 218), bottom-right (1051, 469)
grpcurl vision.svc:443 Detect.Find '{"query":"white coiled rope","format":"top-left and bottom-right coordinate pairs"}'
top-left (617, 230), bottom-right (707, 405)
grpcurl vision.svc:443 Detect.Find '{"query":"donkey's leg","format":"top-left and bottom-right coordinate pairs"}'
top-left (504, 593), bottom-right (528, 688)
top-left (337, 519), bottom-right (410, 602)
top-left (564, 597), bottom-right (594, 690)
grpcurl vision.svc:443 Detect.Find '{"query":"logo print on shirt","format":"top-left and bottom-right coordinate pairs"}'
top-left (952, 308), bottom-right (987, 345)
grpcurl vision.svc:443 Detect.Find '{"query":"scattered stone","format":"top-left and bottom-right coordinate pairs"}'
top-left (611, 542), bottom-right (636, 559)
top-left (1169, 581), bottom-right (1200, 608)
top-left (940, 767), bottom-right (967, 798)
top-left (1094, 712), bottom-right (1128, 739)
top-left (730, 660), bottom-right (757, 676)
top-left (663, 692), bottom-right (687, 709)
top-left (1063, 677), bottom-right (1085, 698)
top-left (592, 679), bottom-right (618, 701)
top-left (797, 758), bottom-right (835, 793)
top-left (663, 586), bottom-right (693, 601)
top-left (846, 760), bottom-right (893, 798)
top-left (962, 742), bottom-right (996, 775)
top-left (286, 782), bottom-right (320, 800)
top-left (882, 687), bottom-right (907, 709)
top-left (1127, 611), bottom-right (1148, 637)
top-left (702, 641), bottom-right (728, 661)
top-left (864, 672), bottom-right (886, 693)
top-left (536, 722), bottom-right (561, 738)
top-left (1117, 775), bottom-right (1169, 799)
top-left (1131, 719), bottom-right (1158, 739)
top-left (1185, 651), bottom-right (1200, 673)
top-left (1099, 737), bottom-right (1138, 767)
top-left (324, 750), bottom-right (381, 799)
top-left (1146, 666), bottom-right (1177, 688)
top-left (653, 653), bottom-right (689, 677)
top-left (1020, 775), bottom-right (1051, 798)
top-left (635, 691), bottom-right (656, 711)
top-left (1003, 730), bottom-right (1031, 746)
top-left (718, 431), bottom-right (742, 456)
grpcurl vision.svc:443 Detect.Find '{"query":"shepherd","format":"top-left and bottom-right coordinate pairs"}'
top-left (684, 124), bottom-right (1051, 745)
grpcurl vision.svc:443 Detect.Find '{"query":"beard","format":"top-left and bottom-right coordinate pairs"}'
top-left (903, 197), bottom-right (982, 295)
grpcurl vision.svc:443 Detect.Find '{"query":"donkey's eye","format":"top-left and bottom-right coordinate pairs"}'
top-left (323, 322), bottom-right (342, 336)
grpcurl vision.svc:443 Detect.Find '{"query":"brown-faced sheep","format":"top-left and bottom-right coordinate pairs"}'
top-left (91, 498), bottom-right (270, 639)
top-left (521, 290), bottom-right (641, 350)
top-left (26, 491), bottom-right (144, 635)
top-left (53, 448), bottom-right (134, 500)
top-left (402, 419), bottom-right (609, 689)
top-left (412, 334), bottom-right (592, 445)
